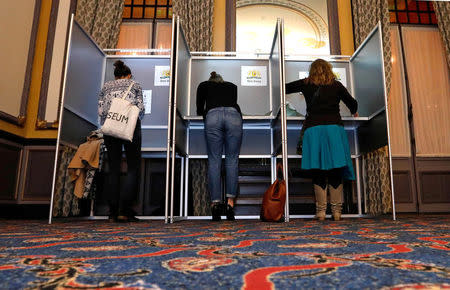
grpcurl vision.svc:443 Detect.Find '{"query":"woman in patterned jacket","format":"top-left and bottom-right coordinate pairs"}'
top-left (98, 60), bottom-right (144, 222)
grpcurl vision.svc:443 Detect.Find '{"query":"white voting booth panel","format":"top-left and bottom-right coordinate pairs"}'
top-left (49, 16), bottom-right (171, 223)
top-left (49, 17), bottom-right (104, 224)
top-left (165, 17), bottom-right (288, 222)
top-left (163, 16), bottom-right (188, 223)
top-left (351, 23), bottom-right (395, 219)
top-left (269, 20), bottom-right (289, 221)
top-left (59, 19), bottom-right (104, 146)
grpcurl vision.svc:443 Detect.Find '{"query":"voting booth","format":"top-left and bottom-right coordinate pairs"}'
top-left (285, 23), bottom-right (395, 219)
top-left (48, 16), bottom-right (172, 223)
top-left (166, 17), bottom-right (395, 222)
top-left (165, 17), bottom-right (289, 222)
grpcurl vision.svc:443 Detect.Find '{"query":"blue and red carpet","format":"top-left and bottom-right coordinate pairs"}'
top-left (0, 215), bottom-right (449, 289)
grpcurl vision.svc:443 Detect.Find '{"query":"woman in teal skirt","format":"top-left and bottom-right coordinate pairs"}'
top-left (286, 59), bottom-right (358, 221)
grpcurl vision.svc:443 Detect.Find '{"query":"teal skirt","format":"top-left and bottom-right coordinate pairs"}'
top-left (301, 124), bottom-right (355, 180)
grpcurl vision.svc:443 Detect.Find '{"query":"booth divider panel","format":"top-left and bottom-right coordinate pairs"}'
top-left (63, 21), bottom-right (104, 127)
top-left (272, 117), bottom-right (282, 156)
top-left (189, 59), bottom-right (271, 116)
top-left (286, 128), bottom-right (302, 156)
top-left (141, 129), bottom-right (167, 149)
top-left (239, 129), bottom-right (272, 155)
top-left (174, 113), bottom-right (187, 155)
top-left (60, 109), bottom-right (98, 146)
top-left (285, 60), bottom-right (353, 117)
top-left (105, 58), bottom-right (170, 127)
top-left (175, 26), bottom-right (191, 118)
top-left (358, 111), bottom-right (388, 153)
top-left (270, 28), bottom-right (281, 116)
top-left (164, 17), bottom-right (178, 223)
top-left (173, 24), bottom-right (190, 155)
top-left (350, 26), bottom-right (386, 118)
top-left (50, 19), bottom-right (105, 223)
top-left (270, 25), bottom-right (283, 157)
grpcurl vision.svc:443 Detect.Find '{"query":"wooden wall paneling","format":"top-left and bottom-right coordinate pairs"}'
top-left (0, 0), bottom-right (41, 126)
top-left (0, 139), bottom-right (23, 202)
top-left (327, 0), bottom-right (341, 55)
top-left (19, 146), bottom-right (56, 203)
top-left (388, 25), bottom-right (411, 157)
top-left (37, 0), bottom-right (77, 129)
top-left (416, 157), bottom-right (450, 212)
top-left (398, 26), bottom-right (450, 213)
top-left (401, 26), bottom-right (450, 157)
top-left (392, 157), bottom-right (416, 212)
top-left (225, 0), bottom-right (236, 51)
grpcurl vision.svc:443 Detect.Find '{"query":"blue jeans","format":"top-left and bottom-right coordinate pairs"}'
top-left (204, 107), bottom-right (243, 203)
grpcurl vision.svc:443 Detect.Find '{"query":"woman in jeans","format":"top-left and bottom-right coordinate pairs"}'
top-left (196, 72), bottom-right (243, 221)
top-left (286, 59), bottom-right (358, 221)
top-left (98, 60), bottom-right (144, 222)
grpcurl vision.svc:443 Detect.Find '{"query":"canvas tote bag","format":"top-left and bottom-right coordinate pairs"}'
top-left (101, 82), bottom-right (139, 142)
top-left (260, 163), bottom-right (286, 222)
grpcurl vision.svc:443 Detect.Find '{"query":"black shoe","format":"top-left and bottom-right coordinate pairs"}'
top-left (211, 203), bottom-right (222, 221)
top-left (116, 215), bottom-right (140, 222)
top-left (226, 204), bottom-right (235, 221)
top-left (126, 216), bottom-right (140, 222)
top-left (116, 215), bottom-right (129, 222)
top-left (108, 215), bottom-right (118, 223)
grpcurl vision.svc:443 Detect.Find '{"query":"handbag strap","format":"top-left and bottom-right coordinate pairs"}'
top-left (276, 163), bottom-right (284, 180)
top-left (121, 82), bottom-right (135, 100)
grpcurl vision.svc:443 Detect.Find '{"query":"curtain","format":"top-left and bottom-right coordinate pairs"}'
top-left (388, 26), bottom-right (410, 157)
top-left (172, 0), bottom-right (214, 51)
top-left (155, 22), bottom-right (173, 51)
top-left (53, 146), bottom-right (80, 217)
top-left (433, 2), bottom-right (450, 68)
top-left (75, 0), bottom-right (125, 49)
top-left (116, 23), bottom-right (152, 55)
top-left (190, 160), bottom-right (211, 216)
top-left (352, 0), bottom-right (392, 214)
top-left (401, 27), bottom-right (450, 157)
top-left (352, 0), bottom-right (392, 95)
top-left (364, 147), bottom-right (392, 215)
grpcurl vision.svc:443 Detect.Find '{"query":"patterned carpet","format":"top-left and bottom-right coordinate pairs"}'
top-left (0, 215), bottom-right (449, 289)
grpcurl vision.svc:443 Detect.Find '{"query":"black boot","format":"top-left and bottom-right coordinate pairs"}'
top-left (211, 203), bottom-right (222, 221)
top-left (226, 204), bottom-right (235, 221)
top-left (108, 202), bottom-right (119, 222)
top-left (119, 201), bottom-right (140, 222)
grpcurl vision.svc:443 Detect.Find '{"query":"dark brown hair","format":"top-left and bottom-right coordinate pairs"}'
top-left (113, 60), bottom-right (131, 78)
top-left (209, 71), bottom-right (224, 83)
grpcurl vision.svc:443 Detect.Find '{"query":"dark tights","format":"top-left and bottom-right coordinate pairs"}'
top-left (312, 168), bottom-right (343, 190)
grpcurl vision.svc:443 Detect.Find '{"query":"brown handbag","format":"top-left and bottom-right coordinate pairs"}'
top-left (260, 163), bottom-right (286, 222)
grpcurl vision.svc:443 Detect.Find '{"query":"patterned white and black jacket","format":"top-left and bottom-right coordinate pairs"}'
top-left (98, 78), bottom-right (145, 126)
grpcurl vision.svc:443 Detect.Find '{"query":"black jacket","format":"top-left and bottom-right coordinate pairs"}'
top-left (286, 79), bottom-right (358, 129)
top-left (196, 81), bottom-right (241, 117)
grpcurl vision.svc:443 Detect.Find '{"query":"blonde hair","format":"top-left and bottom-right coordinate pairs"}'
top-left (306, 59), bottom-right (335, 86)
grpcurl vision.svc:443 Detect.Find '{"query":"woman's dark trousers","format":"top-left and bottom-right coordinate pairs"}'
top-left (104, 120), bottom-right (141, 217)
